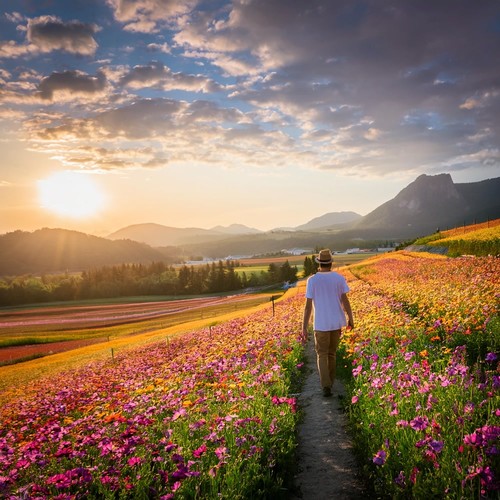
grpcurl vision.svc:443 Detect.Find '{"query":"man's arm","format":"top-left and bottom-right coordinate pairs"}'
top-left (341, 293), bottom-right (354, 329)
top-left (302, 298), bottom-right (313, 336)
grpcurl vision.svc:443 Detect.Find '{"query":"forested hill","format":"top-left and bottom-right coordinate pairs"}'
top-left (0, 228), bottom-right (170, 275)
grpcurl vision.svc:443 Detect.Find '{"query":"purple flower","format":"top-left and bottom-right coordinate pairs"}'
top-left (429, 440), bottom-right (444, 453)
top-left (404, 351), bottom-right (416, 361)
top-left (464, 402), bottom-right (475, 414)
top-left (485, 352), bottom-right (497, 363)
top-left (373, 449), bottom-right (387, 466)
top-left (410, 416), bottom-right (429, 431)
top-left (47, 473), bottom-right (72, 489)
top-left (394, 470), bottom-right (406, 488)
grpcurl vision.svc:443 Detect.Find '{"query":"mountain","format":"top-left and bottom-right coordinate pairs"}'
top-left (107, 223), bottom-right (229, 247)
top-left (295, 211), bottom-right (362, 231)
top-left (107, 174), bottom-right (499, 251)
top-left (109, 214), bottom-right (360, 246)
top-left (2, 174), bottom-right (498, 276)
top-left (0, 228), bottom-right (169, 275)
top-left (353, 174), bottom-right (500, 237)
top-left (210, 224), bottom-right (263, 235)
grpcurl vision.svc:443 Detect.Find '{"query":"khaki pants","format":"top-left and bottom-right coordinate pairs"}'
top-left (314, 329), bottom-right (342, 388)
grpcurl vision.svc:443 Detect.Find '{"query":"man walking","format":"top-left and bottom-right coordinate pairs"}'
top-left (302, 249), bottom-right (354, 397)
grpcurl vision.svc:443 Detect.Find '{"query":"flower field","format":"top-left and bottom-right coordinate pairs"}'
top-left (344, 253), bottom-right (500, 498)
top-left (413, 218), bottom-right (500, 256)
top-left (1, 251), bottom-right (499, 498)
top-left (0, 292), bottom-right (305, 499)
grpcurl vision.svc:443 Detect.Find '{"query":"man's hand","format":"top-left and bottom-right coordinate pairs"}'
top-left (300, 328), bottom-right (309, 342)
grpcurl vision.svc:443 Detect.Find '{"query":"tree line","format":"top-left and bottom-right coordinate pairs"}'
top-left (0, 259), bottom-right (299, 306)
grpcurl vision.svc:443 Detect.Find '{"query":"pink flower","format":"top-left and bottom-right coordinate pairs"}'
top-left (193, 444), bottom-right (207, 458)
top-left (215, 446), bottom-right (228, 460)
top-left (127, 456), bottom-right (142, 466)
top-left (352, 365), bottom-right (363, 377)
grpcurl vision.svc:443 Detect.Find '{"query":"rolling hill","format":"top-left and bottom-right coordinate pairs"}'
top-left (107, 223), bottom-right (261, 247)
top-left (0, 228), bottom-right (170, 275)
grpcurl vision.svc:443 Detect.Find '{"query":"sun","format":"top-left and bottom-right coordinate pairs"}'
top-left (38, 171), bottom-right (106, 218)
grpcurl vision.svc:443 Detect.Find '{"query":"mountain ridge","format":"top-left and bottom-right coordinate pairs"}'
top-left (107, 212), bottom-right (364, 246)
top-left (1, 173), bottom-right (499, 275)
top-left (353, 174), bottom-right (500, 236)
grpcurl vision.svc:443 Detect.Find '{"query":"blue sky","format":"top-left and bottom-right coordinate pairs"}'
top-left (1, 0), bottom-right (499, 235)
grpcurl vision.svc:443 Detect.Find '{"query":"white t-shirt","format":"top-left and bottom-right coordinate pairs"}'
top-left (305, 271), bottom-right (349, 331)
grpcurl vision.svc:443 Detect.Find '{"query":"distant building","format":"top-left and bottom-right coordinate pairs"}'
top-left (281, 248), bottom-right (314, 256)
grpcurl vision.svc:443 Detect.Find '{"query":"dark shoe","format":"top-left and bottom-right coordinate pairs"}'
top-left (322, 387), bottom-right (332, 397)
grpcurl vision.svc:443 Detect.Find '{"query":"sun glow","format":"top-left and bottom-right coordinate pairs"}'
top-left (38, 171), bottom-right (106, 218)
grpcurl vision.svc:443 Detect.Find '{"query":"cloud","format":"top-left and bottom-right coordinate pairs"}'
top-left (37, 70), bottom-right (107, 100)
top-left (2, 0), bottom-right (500, 181)
top-left (26, 96), bottom-right (296, 171)
top-left (0, 15), bottom-right (99, 58)
top-left (0, 40), bottom-right (39, 58)
top-left (27, 16), bottom-right (99, 55)
top-left (146, 42), bottom-right (171, 53)
top-left (171, 0), bottom-right (499, 176)
top-left (119, 61), bottom-right (222, 93)
top-left (106, 0), bottom-right (198, 32)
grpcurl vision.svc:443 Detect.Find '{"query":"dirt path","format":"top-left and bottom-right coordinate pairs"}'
top-left (291, 335), bottom-right (367, 499)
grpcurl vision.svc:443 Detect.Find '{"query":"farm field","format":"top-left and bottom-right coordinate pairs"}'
top-left (237, 252), bottom-right (377, 268)
top-left (0, 251), bottom-right (498, 498)
top-left (414, 218), bottom-right (500, 256)
top-left (234, 252), bottom-right (378, 278)
top-left (0, 291), bottom-right (279, 368)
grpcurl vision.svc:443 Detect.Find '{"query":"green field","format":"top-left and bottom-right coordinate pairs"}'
top-left (236, 252), bottom-right (378, 277)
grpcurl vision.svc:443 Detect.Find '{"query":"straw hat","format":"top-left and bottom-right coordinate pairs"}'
top-left (315, 249), bottom-right (333, 264)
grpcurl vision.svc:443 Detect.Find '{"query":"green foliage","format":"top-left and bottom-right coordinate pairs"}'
top-left (0, 259), bottom-right (299, 307)
top-left (413, 232), bottom-right (444, 245)
top-left (444, 238), bottom-right (500, 257)
top-left (302, 255), bottom-right (318, 277)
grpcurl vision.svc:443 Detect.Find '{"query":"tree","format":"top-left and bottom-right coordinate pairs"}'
top-left (279, 260), bottom-right (298, 283)
top-left (303, 256), bottom-right (315, 277)
top-left (267, 263), bottom-right (280, 284)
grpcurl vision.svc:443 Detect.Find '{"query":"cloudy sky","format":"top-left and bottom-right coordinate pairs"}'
top-left (1, 0), bottom-right (499, 235)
